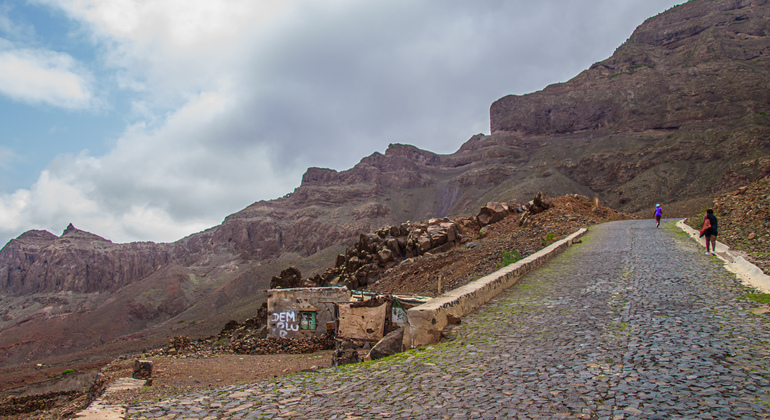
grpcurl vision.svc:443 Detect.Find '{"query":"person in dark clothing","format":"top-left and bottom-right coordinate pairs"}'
top-left (699, 209), bottom-right (718, 255)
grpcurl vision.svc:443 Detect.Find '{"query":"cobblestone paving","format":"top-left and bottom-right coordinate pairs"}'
top-left (126, 220), bottom-right (770, 419)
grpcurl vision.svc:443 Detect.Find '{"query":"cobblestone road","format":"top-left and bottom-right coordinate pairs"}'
top-left (126, 220), bottom-right (770, 419)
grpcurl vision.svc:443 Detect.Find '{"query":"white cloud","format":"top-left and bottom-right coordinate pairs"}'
top-left (38, 0), bottom-right (293, 108)
top-left (0, 47), bottom-right (93, 109)
top-left (0, 85), bottom-right (300, 246)
top-left (0, 189), bottom-right (29, 230)
top-left (1, 0), bottom-right (686, 247)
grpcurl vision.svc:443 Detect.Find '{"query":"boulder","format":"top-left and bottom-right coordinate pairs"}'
top-left (377, 249), bottom-right (394, 265)
top-left (418, 235), bottom-right (433, 253)
top-left (368, 327), bottom-right (405, 360)
top-left (430, 232), bottom-right (448, 247)
top-left (132, 360), bottom-right (153, 380)
top-left (385, 238), bottom-right (401, 256)
top-left (477, 202), bottom-right (510, 226)
top-left (529, 192), bottom-right (553, 214)
top-left (335, 254), bottom-right (346, 267)
top-left (441, 223), bottom-right (459, 243)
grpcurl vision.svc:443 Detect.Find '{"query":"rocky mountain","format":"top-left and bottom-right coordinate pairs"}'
top-left (491, 0), bottom-right (770, 211)
top-left (2, 0), bottom-right (770, 372)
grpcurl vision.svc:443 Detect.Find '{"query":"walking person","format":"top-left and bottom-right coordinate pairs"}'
top-left (699, 209), bottom-right (718, 255)
top-left (654, 204), bottom-right (662, 228)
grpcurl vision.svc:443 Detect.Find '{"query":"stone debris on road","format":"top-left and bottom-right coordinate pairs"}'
top-left (125, 220), bottom-right (770, 419)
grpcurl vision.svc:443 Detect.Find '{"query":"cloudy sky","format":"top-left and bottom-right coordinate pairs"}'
top-left (0, 0), bottom-right (683, 246)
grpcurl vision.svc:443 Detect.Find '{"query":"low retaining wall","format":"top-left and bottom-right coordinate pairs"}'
top-left (403, 228), bottom-right (587, 349)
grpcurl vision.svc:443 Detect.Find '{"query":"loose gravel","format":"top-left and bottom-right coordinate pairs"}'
top-left (126, 219), bottom-right (770, 419)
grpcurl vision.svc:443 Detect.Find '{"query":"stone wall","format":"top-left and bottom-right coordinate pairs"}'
top-left (403, 228), bottom-right (587, 349)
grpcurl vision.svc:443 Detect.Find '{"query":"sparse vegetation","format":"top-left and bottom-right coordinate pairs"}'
top-left (500, 250), bottom-right (523, 268)
top-left (740, 293), bottom-right (770, 304)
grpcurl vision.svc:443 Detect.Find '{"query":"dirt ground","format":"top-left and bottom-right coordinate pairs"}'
top-left (98, 352), bottom-right (333, 405)
top-left (2, 352), bottom-right (333, 420)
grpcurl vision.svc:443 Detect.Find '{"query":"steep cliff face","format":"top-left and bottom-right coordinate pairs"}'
top-left (490, 0), bottom-right (770, 135)
top-left (488, 0), bottom-right (770, 210)
top-left (0, 224), bottom-right (173, 295)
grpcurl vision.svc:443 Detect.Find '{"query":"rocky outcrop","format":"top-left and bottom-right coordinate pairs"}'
top-left (271, 198), bottom-right (533, 291)
top-left (490, 0), bottom-right (770, 136)
top-left (0, 224), bottom-right (174, 295)
top-left (270, 267), bottom-right (304, 289)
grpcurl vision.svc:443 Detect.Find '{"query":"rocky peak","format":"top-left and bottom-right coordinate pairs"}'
top-left (301, 167), bottom-right (339, 186)
top-left (383, 144), bottom-right (442, 166)
top-left (629, 0), bottom-right (761, 49)
top-left (60, 223), bottom-right (111, 242)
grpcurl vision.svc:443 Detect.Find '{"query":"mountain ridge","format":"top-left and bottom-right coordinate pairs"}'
top-left (2, 0), bottom-right (770, 371)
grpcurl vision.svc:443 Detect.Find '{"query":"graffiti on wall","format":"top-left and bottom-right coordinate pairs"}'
top-left (271, 311), bottom-right (299, 337)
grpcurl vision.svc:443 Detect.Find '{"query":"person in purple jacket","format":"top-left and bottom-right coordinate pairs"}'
top-left (654, 204), bottom-right (662, 228)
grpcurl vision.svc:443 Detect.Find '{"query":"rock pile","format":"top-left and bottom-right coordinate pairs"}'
top-left (270, 218), bottom-right (469, 290)
top-left (216, 303), bottom-right (269, 342)
top-left (166, 336), bottom-right (192, 355)
top-left (0, 391), bottom-right (82, 416)
top-left (225, 334), bottom-right (334, 355)
top-left (270, 267), bottom-right (303, 289)
top-left (149, 333), bottom-right (335, 359)
top-left (271, 199), bottom-right (530, 290)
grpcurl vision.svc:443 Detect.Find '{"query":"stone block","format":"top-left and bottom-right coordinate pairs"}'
top-left (133, 360), bottom-right (153, 380)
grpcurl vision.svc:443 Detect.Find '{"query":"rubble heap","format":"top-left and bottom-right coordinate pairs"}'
top-left (367, 194), bottom-right (630, 297)
top-left (271, 198), bottom-right (531, 290)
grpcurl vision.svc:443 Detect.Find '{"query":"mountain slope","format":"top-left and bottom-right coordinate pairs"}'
top-left (2, 0), bottom-right (770, 371)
